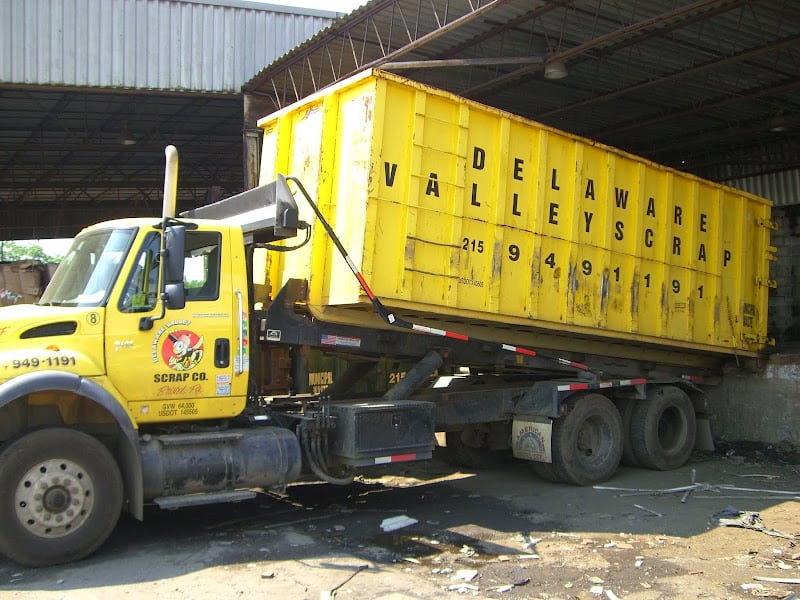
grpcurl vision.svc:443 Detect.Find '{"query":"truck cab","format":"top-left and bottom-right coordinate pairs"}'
top-left (0, 171), bottom-right (306, 567)
top-left (1, 217), bottom-right (251, 423)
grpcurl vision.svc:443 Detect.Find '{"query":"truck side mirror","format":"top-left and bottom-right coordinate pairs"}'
top-left (164, 282), bottom-right (185, 310)
top-left (164, 225), bottom-right (186, 284)
top-left (163, 224), bottom-right (186, 309)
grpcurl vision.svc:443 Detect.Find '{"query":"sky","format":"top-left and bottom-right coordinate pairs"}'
top-left (19, 0), bottom-right (367, 258)
top-left (257, 0), bottom-right (366, 12)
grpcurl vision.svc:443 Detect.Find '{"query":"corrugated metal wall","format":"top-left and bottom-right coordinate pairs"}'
top-left (725, 170), bottom-right (800, 208)
top-left (0, 0), bottom-right (337, 93)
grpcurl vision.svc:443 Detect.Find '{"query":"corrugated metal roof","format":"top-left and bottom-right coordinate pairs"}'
top-left (246, 0), bottom-right (800, 194)
top-left (0, 0), bottom-right (343, 239)
top-left (0, 0), bottom-right (338, 93)
top-left (3, 0), bottom-right (800, 240)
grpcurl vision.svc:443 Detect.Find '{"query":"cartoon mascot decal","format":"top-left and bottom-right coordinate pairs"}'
top-left (162, 329), bottom-right (204, 371)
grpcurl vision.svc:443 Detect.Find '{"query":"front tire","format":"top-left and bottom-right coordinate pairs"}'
top-left (0, 428), bottom-right (123, 566)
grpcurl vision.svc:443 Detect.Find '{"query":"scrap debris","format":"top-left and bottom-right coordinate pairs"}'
top-left (634, 503), bottom-right (663, 517)
top-left (319, 564), bottom-right (370, 600)
top-left (380, 515), bottom-right (418, 532)
top-left (489, 578), bottom-right (531, 593)
top-left (753, 576), bottom-right (800, 584)
top-left (594, 468), bottom-right (800, 504)
top-left (715, 508), bottom-right (799, 540)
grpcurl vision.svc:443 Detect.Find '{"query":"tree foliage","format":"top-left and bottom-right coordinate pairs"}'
top-left (0, 241), bottom-right (64, 263)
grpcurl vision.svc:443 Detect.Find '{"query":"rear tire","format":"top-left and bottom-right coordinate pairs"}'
top-left (530, 460), bottom-right (565, 483)
top-left (0, 428), bottom-right (123, 567)
top-left (629, 385), bottom-right (696, 470)
top-left (617, 397), bottom-right (641, 467)
top-left (550, 393), bottom-right (623, 486)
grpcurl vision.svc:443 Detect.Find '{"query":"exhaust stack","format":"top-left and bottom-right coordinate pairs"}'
top-left (162, 145), bottom-right (179, 219)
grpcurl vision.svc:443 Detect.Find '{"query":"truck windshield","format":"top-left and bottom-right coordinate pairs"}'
top-left (39, 228), bottom-right (137, 307)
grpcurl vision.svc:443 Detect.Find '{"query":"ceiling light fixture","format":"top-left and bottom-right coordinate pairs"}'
top-left (544, 59), bottom-right (568, 80)
top-left (119, 121), bottom-right (138, 146)
top-left (768, 115), bottom-right (787, 133)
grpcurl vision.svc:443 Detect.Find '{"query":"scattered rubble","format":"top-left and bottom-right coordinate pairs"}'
top-left (715, 508), bottom-right (799, 540)
top-left (380, 515), bottom-right (419, 532)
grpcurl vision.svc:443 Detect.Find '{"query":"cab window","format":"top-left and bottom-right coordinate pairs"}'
top-left (184, 232), bottom-right (221, 301)
top-left (119, 233), bottom-right (160, 313)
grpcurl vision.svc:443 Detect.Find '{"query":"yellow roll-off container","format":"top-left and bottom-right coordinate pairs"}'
top-left (258, 69), bottom-right (774, 360)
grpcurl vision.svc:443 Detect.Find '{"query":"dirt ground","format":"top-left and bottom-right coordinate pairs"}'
top-left (1, 448), bottom-right (798, 600)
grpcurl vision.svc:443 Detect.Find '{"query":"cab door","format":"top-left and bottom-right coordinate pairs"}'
top-left (105, 227), bottom-right (247, 424)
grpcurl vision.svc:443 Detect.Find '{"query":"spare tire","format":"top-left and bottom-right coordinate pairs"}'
top-left (629, 385), bottom-right (696, 470)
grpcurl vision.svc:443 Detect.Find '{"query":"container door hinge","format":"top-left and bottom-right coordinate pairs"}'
top-left (767, 246), bottom-right (778, 261)
top-left (758, 218), bottom-right (778, 230)
top-left (756, 277), bottom-right (777, 288)
top-left (743, 334), bottom-right (775, 346)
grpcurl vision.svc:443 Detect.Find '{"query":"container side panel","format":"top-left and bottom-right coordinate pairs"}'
top-left (636, 258), bottom-right (667, 338)
top-left (503, 121), bottom-right (539, 234)
top-left (257, 70), bottom-right (773, 358)
top-left (288, 101), bottom-right (327, 305)
top-left (464, 107), bottom-right (501, 222)
top-left (497, 225), bottom-right (534, 317)
top-left (719, 194), bottom-right (745, 347)
top-left (578, 144), bottom-right (610, 249)
top-left (373, 81), bottom-right (415, 207)
top-left (325, 86), bottom-right (374, 306)
top-left (739, 195), bottom-right (772, 346)
top-left (540, 133), bottom-right (578, 244)
top-left (641, 168), bottom-right (669, 264)
top-left (402, 205), bottom-right (455, 306)
top-left (456, 218), bottom-right (494, 311)
top-left (607, 251), bottom-right (637, 333)
top-left (610, 154), bottom-right (641, 257)
top-left (536, 235), bottom-right (571, 324)
top-left (569, 243), bottom-right (607, 328)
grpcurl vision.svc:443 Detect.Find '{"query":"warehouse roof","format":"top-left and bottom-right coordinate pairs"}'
top-left (245, 0), bottom-right (800, 203)
top-left (0, 0), bottom-right (340, 239)
top-left (2, 0), bottom-right (798, 240)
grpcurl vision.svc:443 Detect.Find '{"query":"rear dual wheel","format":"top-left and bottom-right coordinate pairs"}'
top-left (629, 385), bottom-right (696, 470)
top-left (0, 428), bottom-right (123, 567)
top-left (617, 396), bottom-right (641, 467)
top-left (546, 393), bottom-right (623, 486)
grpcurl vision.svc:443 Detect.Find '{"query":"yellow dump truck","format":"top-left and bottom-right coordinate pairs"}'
top-left (0, 70), bottom-right (773, 567)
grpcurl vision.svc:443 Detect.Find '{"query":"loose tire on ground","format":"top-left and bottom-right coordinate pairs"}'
top-left (0, 427), bottom-right (124, 567)
top-left (550, 393), bottom-right (623, 486)
top-left (629, 385), bottom-right (696, 471)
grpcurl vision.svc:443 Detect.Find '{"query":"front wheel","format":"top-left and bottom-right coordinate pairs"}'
top-left (0, 428), bottom-right (123, 566)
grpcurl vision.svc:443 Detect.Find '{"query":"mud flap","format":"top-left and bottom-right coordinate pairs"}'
top-left (512, 418), bottom-right (552, 463)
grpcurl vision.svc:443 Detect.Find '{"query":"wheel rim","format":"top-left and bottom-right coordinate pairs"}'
top-left (14, 459), bottom-right (95, 538)
top-left (576, 415), bottom-right (604, 460)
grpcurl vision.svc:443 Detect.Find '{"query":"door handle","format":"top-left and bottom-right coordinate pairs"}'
top-left (214, 338), bottom-right (230, 368)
